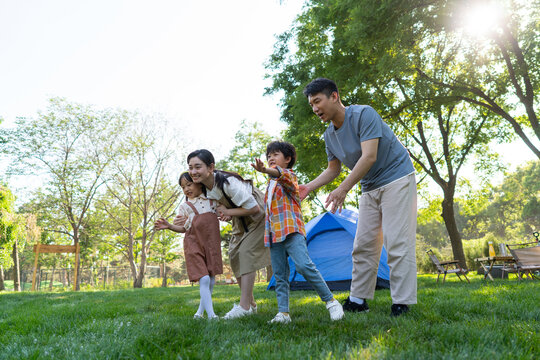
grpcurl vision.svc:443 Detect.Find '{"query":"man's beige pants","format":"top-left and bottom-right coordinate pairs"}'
top-left (350, 173), bottom-right (417, 305)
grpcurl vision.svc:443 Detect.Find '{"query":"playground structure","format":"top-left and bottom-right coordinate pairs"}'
top-left (32, 244), bottom-right (80, 291)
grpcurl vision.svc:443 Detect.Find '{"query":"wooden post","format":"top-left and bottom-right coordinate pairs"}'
top-left (32, 244), bottom-right (80, 291)
top-left (32, 243), bottom-right (41, 291)
top-left (73, 243), bottom-right (80, 291)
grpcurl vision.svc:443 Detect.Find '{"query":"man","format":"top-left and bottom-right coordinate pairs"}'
top-left (299, 78), bottom-right (417, 316)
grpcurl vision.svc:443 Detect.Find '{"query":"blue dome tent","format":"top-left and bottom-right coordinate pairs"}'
top-left (267, 209), bottom-right (390, 291)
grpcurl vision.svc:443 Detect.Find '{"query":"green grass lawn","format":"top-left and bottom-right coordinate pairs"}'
top-left (1, 274), bottom-right (538, 359)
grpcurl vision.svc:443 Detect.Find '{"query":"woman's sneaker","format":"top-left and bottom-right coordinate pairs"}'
top-left (269, 312), bottom-right (291, 324)
top-left (342, 297), bottom-right (369, 313)
top-left (251, 304), bottom-right (257, 314)
top-left (326, 299), bottom-right (345, 320)
top-left (223, 304), bottom-right (253, 319)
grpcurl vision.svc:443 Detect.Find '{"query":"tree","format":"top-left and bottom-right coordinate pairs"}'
top-left (462, 160), bottom-right (540, 241)
top-left (264, 0), bottom-right (524, 266)
top-left (0, 186), bottom-right (39, 291)
top-left (216, 120), bottom-right (274, 188)
top-left (0, 186), bottom-right (21, 291)
top-left (97, 119), bottom-right (181, 288)
top-left (1, 98), bottom-right (128, 289)
top-left (149, 230), bottom-right (181, 287)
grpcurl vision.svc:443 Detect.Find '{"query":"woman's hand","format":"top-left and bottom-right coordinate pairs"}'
top-left (218, 215), bottom-right (232, 222)
top-left (216, 204), bottom-right (230, 218)
top-left (173, 214), bottom-right (188, 227)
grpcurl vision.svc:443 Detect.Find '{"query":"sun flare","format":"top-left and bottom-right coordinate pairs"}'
top-left (462, 1), bottom-right (504, 37)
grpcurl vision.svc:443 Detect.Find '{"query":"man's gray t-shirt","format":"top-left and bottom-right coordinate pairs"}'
top-left (324, 105), bottom-right (414, 192)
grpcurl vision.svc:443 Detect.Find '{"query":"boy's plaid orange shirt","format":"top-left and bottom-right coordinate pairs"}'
top-left (263, 166), bottom-right (306, 246)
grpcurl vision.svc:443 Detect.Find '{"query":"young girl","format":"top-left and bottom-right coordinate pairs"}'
top-left (155, 172), bottom-right (223, 319)
top-left (175, 149), bottom-right (271, 320)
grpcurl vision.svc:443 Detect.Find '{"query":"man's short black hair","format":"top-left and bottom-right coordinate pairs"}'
top-left (303, 78), bottom-right (339, 98)
top-left (266, 141), bottom-right (296, 169)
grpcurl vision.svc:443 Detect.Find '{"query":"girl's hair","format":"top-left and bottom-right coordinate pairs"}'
top-left (178, 171), bottom-right (206, 196)
top-left (187, 149), bottom-right (252, 189)
top-left (178, 171), bottom-right (194, 186)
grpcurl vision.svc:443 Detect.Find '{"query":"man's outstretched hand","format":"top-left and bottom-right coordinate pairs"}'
top-left (325, 186), bottom-right (348, 213)
top-left (299, 184), bottom-right (310, 201)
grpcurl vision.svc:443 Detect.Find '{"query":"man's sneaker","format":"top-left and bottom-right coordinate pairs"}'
top-left (208, 315), bottom-right (219, 320)
top-left (193, 313), bottom-right (204, 319)
top-left (342, 297), bottom-right (369, 313)
top-left (223, 304), bottom-right (253, 319)
top-left (268, 312), bottom-right (291, 324)
top-left (326, 299), bottom-right (345, 321)
top-left (251, 304), bottom-right (258, 314)
top-left (391, 304), bottom-right (409, 317)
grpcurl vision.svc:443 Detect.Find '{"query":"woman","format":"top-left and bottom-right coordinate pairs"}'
top-left (175, 149), bottom-right (271, 319)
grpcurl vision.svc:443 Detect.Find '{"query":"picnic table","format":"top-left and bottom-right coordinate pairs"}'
top-left (475, 256), bottom-right (516, 281)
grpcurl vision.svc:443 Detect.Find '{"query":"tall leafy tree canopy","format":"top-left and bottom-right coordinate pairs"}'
top-left (267, 0), bottom-right (540, 160)
top-left (265, 0), bottom-right (539, 264)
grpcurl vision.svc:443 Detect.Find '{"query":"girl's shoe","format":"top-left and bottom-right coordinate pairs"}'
top-left (269, 312), bottom-right (291, 324)
top-left (251, 304), bottom-right (257, 314)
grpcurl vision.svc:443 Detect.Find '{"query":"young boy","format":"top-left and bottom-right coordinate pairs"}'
top-left (251, 141), bottom-right (344, 323)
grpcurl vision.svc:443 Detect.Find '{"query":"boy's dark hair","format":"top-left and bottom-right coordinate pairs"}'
top-left (303, 78), bottom-right (339, 98)
top-left (266, 141), bottom-right (296, 168)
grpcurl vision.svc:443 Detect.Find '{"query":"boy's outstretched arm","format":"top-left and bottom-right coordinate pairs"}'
top-left (251, 158), bottom-right (280, 178)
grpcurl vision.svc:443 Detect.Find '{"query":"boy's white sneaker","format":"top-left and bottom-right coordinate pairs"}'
top-left (326, 299), bottom-right (345, 321)
top-left (223, 304), bottom-right (253, 319)
top-left (269, 312), bottom-right (291, 324)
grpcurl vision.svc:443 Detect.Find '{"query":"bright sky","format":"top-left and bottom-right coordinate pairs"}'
top-left (0, 0), bottom-right (304, 154)
top-left (0, 0), bottom-right (537, 202)
top-left (0, 0), bottom-right (306, 197)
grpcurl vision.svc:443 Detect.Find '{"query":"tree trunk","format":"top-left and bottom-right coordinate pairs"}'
top-left (0, 265), bottom-right (5, 291)
top-left (441, 191), bottom-right (467, 269)
top-left (61, 268), bottom-right (67, 288)
top-left (73, 234), bottom-right (81, 291)
top-left (133, 249), bottom-right (147, 288)
top-left (49, 266), bottom-right (56, 291)
top-left (12, 240), bottom-right (21, 292)
top-left (266, 265), bottom-right (273, 282)
top-left (104, 263), bottom-right (109, 288)
top-left (127, 236), bottom-right (140, 287)
top-left (161, 261), bottom-right (168, 288)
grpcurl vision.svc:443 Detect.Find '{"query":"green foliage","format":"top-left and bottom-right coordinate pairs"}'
top-left (265, 0), bottom-right (540, 264)
top-left (0, 280), bottom-right (538, 359)
top-left (462, 160), bottom-right (540, 241)
top-left (0, 186), bottom-right (25, 268)
top-left (216, 120), bottom-right (274, 189)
